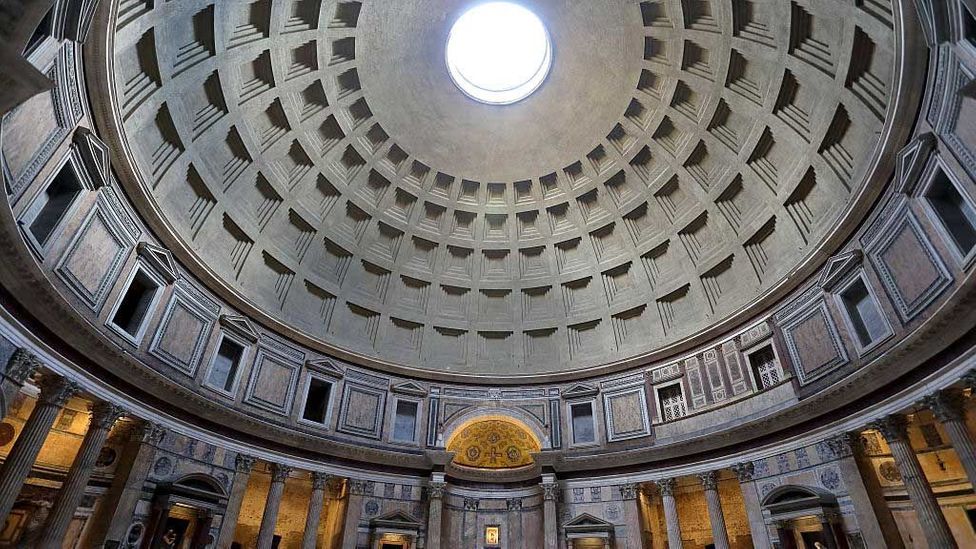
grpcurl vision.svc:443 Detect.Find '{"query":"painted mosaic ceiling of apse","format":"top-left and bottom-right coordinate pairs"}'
top-left (103, 0), bottom-right (902, 375)
top-left (447, 418), bottom-right (541, 469)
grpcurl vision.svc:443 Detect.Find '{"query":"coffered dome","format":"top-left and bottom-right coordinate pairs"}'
top-left (97, 0), bottom-right (907, 377)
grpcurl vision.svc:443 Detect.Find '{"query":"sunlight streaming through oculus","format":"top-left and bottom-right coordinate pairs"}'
top-left (446, 2), bottom-right (552, 105)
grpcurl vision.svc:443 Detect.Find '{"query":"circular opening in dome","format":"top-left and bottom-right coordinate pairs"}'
top-left (446, 2), bottom-right (552, 105)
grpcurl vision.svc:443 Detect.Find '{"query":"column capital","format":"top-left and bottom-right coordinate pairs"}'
top-left (235, 453), bottom-right (257, 473)
top-left (5, 348), bottom-right (39, 384)
top-left (311, 471), bottom-right (331, 490)
top-left (655, 477), bottom-right (676, 497)
top-left (961, 369), bottom-right (976, 392)
top-left (698, 471), bottom-right (718, 491)
top-left (89, 401), bottom-right (125, 430)
top-left (37, 375), bottom-right (80, 407)
top-left (131, 420), bottom-right (167, 445)
top-left (348, 479), bottom-right (371, 496)
top-left (506, 497), bottom-right (522, 511)
top-left (541, 482), bottom-right (559, 501)
top-left (270, 463), bottom-right (293, 483)
top-left (463, 497), bottom-right (479, 510)
top-left (870, 414), bottom-right (910, 443)
top-left (823, 432), bottom-right (860, 458)
top-left (921, 389), bottom-right (966, 423)
top-left (618, 483), bottom-right (638, 500)
top-left (428, 481), bottom-right (447, 499)
top-left (730, 462), bottom-right (754, 482)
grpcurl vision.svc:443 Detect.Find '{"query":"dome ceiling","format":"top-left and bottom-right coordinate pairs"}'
top-left (101, 0), bottom-right (900, 376)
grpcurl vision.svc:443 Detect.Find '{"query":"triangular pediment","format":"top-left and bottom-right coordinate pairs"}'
top-left (370, 510), bottom-right (423, 530)
top-left (137, 242), bottom-right (178, 283)
top-left (895, 132), bottom-right (936, 195)
top-left (73, 127), bottom-right (110, 189)
top-left (562, 383), bottom-right (599, 399)
top-left (391, 381), bottom-right (427, 396)
top-left (818, 250), bottom-right (863, 291)
top-left (564, 512), bottom-right (614, 534)
top-left (305, 358), bottom-right (344, 378)
top-left (218, 315), bottom-right (259, 344)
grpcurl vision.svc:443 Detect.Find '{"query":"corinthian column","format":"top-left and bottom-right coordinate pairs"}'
top-left (341, 479), bottom-right (368, 549)
top-left (730, 462), bottom-right (770, 549)
top-left (871, 415), bottom-right (957, 548)
top-left (0, 349), bottom-right (39, 418)
top-left (923, 390), bottom-right (976, 487)
top-left (216, 453), bottom-right (256, 548)
top-left (302, 472), bottom-right (330, 549)
top-left (0, 374), bottom-right (78, 523)
top-left (541, 474), bottom-right (559, 549)
top-left (657, 478), bottom-right (683, 549)
top-left (699, 472), bottom-right (729, 549)
top-left (37, 401), bottom-right (124, 546)
top-left (426, 474), bottom-right (446, 549)
top-left (257, 463), bottom-right (292, 549)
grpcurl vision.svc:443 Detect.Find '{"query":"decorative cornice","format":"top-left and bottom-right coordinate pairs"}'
top-left (136, 242), bottom-right (178, 284)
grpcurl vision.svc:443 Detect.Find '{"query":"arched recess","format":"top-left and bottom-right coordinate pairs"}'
top-left (440, 406), bottom-right (551, 450)
top-left (446, 415), bottom-right (543, 469)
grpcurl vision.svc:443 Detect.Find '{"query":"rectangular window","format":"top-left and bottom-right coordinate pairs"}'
top-left (925, 168), bottom-right (976, 257)
top-left (749, 345), bottom-right (780, 390)
top-left (570, 402), bottom-right (596, 444)
top-left (392, 400), bottom-right (419, 442)
top-left (302, 377), bottom-right (333, 424)
top-left (27, 162), bottom-right (83, 247)
top-left (24, 9), bottom-right (52, 55)
top-left (110, 269), bottom-right (160, 338)
top-left (207, 337), bottom-right (245, 392)
top-left (658, 384), bottom-right (686, 422)
top-left (840, 277), bottom-right (888, 348)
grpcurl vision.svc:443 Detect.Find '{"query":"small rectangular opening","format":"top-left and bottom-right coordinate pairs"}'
top-left (27, 162), bottom-right (84, 246)
top-left (925, 168), bottom-right (976, 256)
top-left (392, 400), bottom-right (418, 442)
top-left (24, 8), bottom-right (53, 55)
top-left (840, 277), bottom-right (888, 347)
top-left (570, 402), bottom-right (595, 444)
top-left (208, 337), bottom-right (245, 392)
top-left (110, 269), bottom-right (160, 337)
top-left (302, 377), bottom-right (333, 424)
top-left (658, 384), bottom-right (686, 422)
top-left (748, 345), bottom-right (780, 390)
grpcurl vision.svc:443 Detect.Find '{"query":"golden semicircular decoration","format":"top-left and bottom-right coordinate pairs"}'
top-left (446, 418), bottom-right (541, 469)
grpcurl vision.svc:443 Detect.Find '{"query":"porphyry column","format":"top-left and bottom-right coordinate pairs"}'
top-left (699, 471), bottom-right (729, 549)
top-left (37, 401), bottom-right (124, 546)
top-left (302, 472), bottom-right (330, 549)
top-left (0, 374), bottom-right (78, 523)
top-left (657, 477), bottom-right (683, 549)
top-left (541, 473), bottom-right (559, 549)
top-left (426, 474), bottom-right (446, 549)
top-left (924, 389), bottom-right (976, 487)
top-left (872, 414), bottom-right (957, 548)
top-left (257, 463), bottom-right (293, 549)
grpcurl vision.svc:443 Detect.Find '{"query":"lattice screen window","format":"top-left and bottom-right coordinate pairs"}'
top-left (658, 384), bottom-right (686, 422)
top-left (749, 345), bottom-right (780, 390)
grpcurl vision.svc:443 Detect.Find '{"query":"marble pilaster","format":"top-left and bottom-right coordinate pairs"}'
top-left (426, 475), bottom-right (446, 549)
top-left (730, 462), bottom-right (770, 549)
top-left (341, 479), bottom-right (368, 549)
top-left (215, 453), bottom-right (256, 548)
top-left (541, 474), bottom-right (559, 549)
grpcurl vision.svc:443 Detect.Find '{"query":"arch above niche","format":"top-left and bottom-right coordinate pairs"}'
top-left (446, 416), bottom-right (541, 469)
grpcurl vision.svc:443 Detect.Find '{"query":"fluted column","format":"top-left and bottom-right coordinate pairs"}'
top-left (657, 478), bottom-right (683, 549)
top-left (216, 453), bottom-right (256, 548)
top-left (341, 479), bottom-right (368, 549)
top-left (426, 474), bottom-right (446, 549)
top-left (541, 474), bottom-right (559, 549)
top-left (699, 472), bottom-right (729, 549)
top-left (302, 472), bottom-right (330, 549)
top-left (730, 462), bottom-right (770, 549)
top-left (872, 414), bottom-right (957, 548)
top-left (256, 463), bottom-right (292, 549)
top-left (924, 389), bottom-right (976, 487)
top-left (0, 374), bottom-right (78, 523)
top-left (0, 349), bottom-right (38, 419)
top-left (618, 483), bottom-right (643, 549)
top-left (37, 401), bottom-right (124, 545)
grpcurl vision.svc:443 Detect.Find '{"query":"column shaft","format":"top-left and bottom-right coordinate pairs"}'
top-left (37, 401), bottom-right (123, 546)
top-left (657, 478), bottom-right (683, 549)
top-left (699, 472), bottom-right (729, 549)
top-left (541, 477), bottom-right (558, 549)
top-left (730, 463), bottom-right (770, 549)
top-left (0, 375), bottom-right (77, 523)
top-left (302, 472), bottom-right (329, 549)
top-left (426, 480), bottom-right (445, 549)
top-left (257, 463), bottom-right (292, 549)
top-left (215, 454), bottom-right (256, 549)
top-left (340, 480), bottom-right (367, 549)
top-left (873, 415), bottom-right (957, 548)
top-left (925, 390), bottom-right (976, 488)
